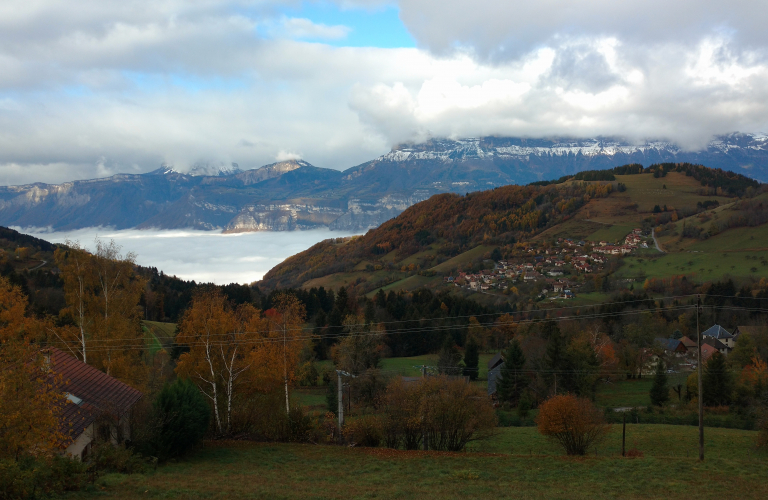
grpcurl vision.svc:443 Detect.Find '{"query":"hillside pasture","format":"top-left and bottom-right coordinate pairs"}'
top-left (614, 172), bottom-right (733, 213)
top-left (615, 251), bottom-right (765, 282)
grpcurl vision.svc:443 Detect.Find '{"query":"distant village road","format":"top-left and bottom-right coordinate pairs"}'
top-left (651, 229), bottom-right (664, 253)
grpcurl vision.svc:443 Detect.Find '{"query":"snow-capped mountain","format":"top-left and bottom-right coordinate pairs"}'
top-left (150, 162), bottom-right (243, 177)
top-left (1, 134), bottom-right (767, 233)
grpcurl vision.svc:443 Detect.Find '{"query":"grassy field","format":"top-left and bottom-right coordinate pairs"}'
top-left (616, 251), bottom-right (766, 281)
top-left (594, 376), bottom-right (689, 408)
top-left (81, 425), bottom-right (767, 500)
top-left (585, 223), bottom-right (633, 244)
top-left (141, 321), bottom-right (177, 350)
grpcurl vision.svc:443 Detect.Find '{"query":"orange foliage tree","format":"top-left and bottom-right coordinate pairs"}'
top-left (54, 239), bottom-right (147, 386)
top-left (175, 290), bottom-right (308, 435)
top-left (0, 277), bottom-right (65, 460)
top-left (536, 394), bottom-right (610, 456)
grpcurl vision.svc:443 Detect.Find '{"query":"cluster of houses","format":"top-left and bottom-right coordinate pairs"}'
top-left (487, 323), bottom-right (759, 395)
top-left (442, 229), bottom-right (650, 298)
top-left (654, 324), bottom-right (746, 365)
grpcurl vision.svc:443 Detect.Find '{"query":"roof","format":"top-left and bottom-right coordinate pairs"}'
top-left (700, 343), bottom-right (717, 361)
top-left (488, 352), bottom-right (504, 370)
top-left (655, 338), bottom-right (685, 352)
top-left (487, 362), bottom-right (505, 395)
top-left (702, 324), bottom-right (733, 340)
top-left (703, 337), bottom-right (727, 351)
top-left (680, 336), bottom-right (697, 348)
top-left (50, 348), bottom-right (143, 441)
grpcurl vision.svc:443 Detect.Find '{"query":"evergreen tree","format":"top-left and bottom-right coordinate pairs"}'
top-left (150, 379), bottom-right (210, 461)
top-left (703, 351), bottom-right (733, 406)
top-left (463, 337), bottom-right (480, 380)
top-left (326, 376), bottom-right (338, 415)
top-left (496, 339), bottom-right (527, 405)
top-left (650, 359), bottom-right (670, 406)
top-left (437, 336), bottom-right (463, 376)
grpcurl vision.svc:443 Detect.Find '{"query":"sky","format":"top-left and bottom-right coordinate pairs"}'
top-left (2, 0), bottom-right (768, 186)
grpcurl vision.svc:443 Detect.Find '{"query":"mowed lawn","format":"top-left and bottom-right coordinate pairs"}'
top-left (83, 425), bottom-right (766, 500)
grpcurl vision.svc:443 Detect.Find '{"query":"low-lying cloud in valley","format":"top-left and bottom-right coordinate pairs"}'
top-left (1, 0), bottom-right (767, 185)
top-left (22, 227), bottom-right (361, 285)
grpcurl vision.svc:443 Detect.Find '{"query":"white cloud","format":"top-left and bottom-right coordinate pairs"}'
top-left (276, 17), bottom-right (351, 40)
top-left (21, 227), bottom-right (363, 285)
top-left (0, 1), bottom-right (767, 186)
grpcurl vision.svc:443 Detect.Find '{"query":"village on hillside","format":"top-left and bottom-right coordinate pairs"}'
top-left (445, 228), bottom-right (652, 299)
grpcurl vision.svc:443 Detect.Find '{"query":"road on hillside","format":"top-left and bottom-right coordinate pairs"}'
top-left (651, 229), bottom-right (665, 253)
top-left (27, 260), bottom-right (47, 271)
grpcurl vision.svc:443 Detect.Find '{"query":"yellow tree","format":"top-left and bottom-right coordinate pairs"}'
top-left (331, 314), bottom-right (385, 375)
top-left (0, 277), bottom-right (64, 460)
top-left (54, 239), bottom-right (146, 385)
top-left (270, 293), bottom-right (307, 414)
top-left (175, 290), bottom-right (259, 435)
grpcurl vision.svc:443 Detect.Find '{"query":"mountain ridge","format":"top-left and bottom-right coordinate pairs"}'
top-left (2, 134), bottom-right (767, 232)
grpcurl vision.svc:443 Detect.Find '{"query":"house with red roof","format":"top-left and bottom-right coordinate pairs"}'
top-left (49, 348), bottom-right (143, 460)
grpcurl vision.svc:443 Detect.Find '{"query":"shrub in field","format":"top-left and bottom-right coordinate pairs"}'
top-left (0, 455), bottom-right (90, 499)
top-left (380, 376), bottom-right (497, 451)
top-left (536, 394), bottom-right (610, 456)
top-left (150, 379), bottom-right (210, 461)
top-left (344, 415), bottom-right (383, 447)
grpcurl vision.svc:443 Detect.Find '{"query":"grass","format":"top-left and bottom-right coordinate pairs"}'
top-left (616, 251), bottom-right (765, 281)
top-left (585, 224), bottom-right (633, 244)
top-left (141, 325), bottom-right (164, 356)
top-left (594, 375), bottom-right (689, 408)
top-left (379, 354), bottom-right (495, 379)
top-left (141, 320), bottom-right (177, 350)
top-left (81, 425), bottom-right (767, 500)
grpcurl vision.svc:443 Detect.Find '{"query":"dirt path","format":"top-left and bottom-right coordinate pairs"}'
top-left (651, 229), bottom-right (664, 253)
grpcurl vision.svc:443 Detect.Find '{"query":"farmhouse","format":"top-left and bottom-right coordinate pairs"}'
top-left (702, 324), bottom-right (734, 349)
top-left (50, 348), bottom-right (143, 460)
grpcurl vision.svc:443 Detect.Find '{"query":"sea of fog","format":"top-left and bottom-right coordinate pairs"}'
top-left (20, 227), bottom-right (363, 285)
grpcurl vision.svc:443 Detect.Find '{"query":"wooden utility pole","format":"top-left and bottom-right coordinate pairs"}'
top-left (697, 294), bottom-right (704, 461)
top-left (337, 371), bottom-right (344, 432)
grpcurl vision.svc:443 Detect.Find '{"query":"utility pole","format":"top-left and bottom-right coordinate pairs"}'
top-left (337, 370), bottom-right (344, 432)
top-left (336, 370), bottom-right (355, 433)
top-left (697, 294), bottom-right (704, 461)
top-left (622, 412), bottom-right (626, 457)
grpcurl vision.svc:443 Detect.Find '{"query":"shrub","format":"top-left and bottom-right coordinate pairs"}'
top-left (344, 415), bottom-right (383, 447)
top-left (150, 379), bottom-right (210, 461)
top-left (536, 394), bottom-right (610, 456)
top-left (277, 407), bottom-right (313, 443)
top-left (88, 443), bottom-right (150, 474)
top-left (0, 455), bottom-right (91, 499)
top-left (380, 376), bottom-right (497, 452)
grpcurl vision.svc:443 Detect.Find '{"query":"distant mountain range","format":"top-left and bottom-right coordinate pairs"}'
top-left (1, 133), bottom-right (767, 232)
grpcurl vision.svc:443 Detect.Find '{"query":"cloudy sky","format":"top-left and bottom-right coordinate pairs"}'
top-left (2, 0), bottom-right (768, 186)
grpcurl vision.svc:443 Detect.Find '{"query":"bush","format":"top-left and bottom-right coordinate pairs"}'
top-left (277, 407), bottom-right (313, 443)
top-left (380, 376), bottom-right (497, 451)
top-left (0, 455), bottom-right (91, 499)
top-left (536, 394), bottom-right (610, 456)
top-left (344, 415), bottom-right (383, 447)
top-left (149, 379), bottom-right (210, 461)
top-left (88, 443), bottom-right (150, 474)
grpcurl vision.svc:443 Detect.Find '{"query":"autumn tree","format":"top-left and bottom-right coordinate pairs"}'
top-left (0, 277), bottom-right (65, 460)
top-left (270, 293), bottom-right (307, 414)
top-left (332, 314), bottom-right (384, 375)
top-left (175, 290), bottom-right (260, 435)
top-left (536, 394), bottom-right (610, 456)
top-left (54, 239), bottom-right (146, 385)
